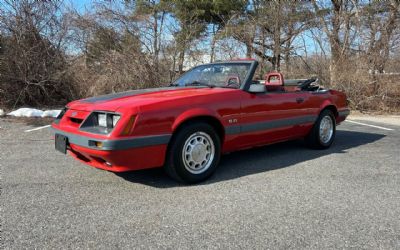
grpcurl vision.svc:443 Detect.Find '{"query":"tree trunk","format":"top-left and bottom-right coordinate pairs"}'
top-left (152, 9), bottom-right (159, 73)
top-left (272, 2), bottom-right (282, 71)
top-left (284, 49), bottom-right (290, 74)
top-left (259, 28), bottom-right (267, 78)
top-left (367, 0), bottom-right (399, 83)
top-left (329, 49), bottom-right (340, 85)
top-left (245, 40), bottom-right (253, 58)
top-left (178, 49), bottom-right (185, 74)
top-left (328, 0), bottom-right (342, 85)
top-left (210, 25), bottom-right (216, 63)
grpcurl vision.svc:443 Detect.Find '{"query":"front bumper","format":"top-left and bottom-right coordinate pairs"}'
top-left (52, 126), bottom-right (171, 172)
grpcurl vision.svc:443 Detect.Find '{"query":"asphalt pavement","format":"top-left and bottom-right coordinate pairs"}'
top-left (1, 116), bottom-right (399, 249)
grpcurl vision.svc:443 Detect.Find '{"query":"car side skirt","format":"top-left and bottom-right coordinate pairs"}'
top-left (225, 115), bottom-right (318, 135)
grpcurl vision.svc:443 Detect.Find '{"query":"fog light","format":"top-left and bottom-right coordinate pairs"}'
top-left (95, 141), bottom-right (103, 148)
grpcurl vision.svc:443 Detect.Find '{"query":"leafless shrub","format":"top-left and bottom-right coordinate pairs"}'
top-left (0, 0), bottom-right (76, 108)
top-left (66, 2), bottom-right (170, 98)
top-left (70, 49), bottom-right (168, 98)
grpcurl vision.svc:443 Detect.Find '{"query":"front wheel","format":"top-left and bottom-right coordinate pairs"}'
top-left (165, 123), bottom-right (221, 183)
top-left (306, 110), bottom-right (336, 149)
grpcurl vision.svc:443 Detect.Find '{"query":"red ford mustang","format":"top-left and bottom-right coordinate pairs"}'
top-left (52, 60), bottom-right (349, 183)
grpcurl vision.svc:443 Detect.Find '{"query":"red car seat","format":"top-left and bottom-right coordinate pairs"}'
top-left (264, 72), bottom-right (285, 92)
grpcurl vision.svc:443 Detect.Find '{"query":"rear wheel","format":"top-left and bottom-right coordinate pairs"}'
top-left (165, 123), bottom-right (221, 183)
top-left (306, 109), bottom-right (336, 149)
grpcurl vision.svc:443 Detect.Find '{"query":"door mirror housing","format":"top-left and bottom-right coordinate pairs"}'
top-left (248, 84), bottom-right (266, 93)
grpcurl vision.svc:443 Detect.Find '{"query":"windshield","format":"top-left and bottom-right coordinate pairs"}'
top-left (173, 63), bottom-right (252, 88)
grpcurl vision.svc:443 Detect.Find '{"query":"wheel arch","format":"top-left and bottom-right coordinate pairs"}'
top-left (318, 104), bottom-right (340, 127)
top-left (169, 108), bottom-right (225, 147)
top-left (321, 104), bottom-right (338, 119)
top-left (171, 114), bottom-right (225, 143)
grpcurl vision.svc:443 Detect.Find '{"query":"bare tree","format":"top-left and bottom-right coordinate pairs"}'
top-left (0, 0), bottom-right (398, 112)
top-left (362, 0), bottom-right (399, 76)
top-left (312, 0), bottom-right (358, 84)
top-left (224, 1), bottom-right (313, 76)
top-left (0, 0), bottom-right (75, 107)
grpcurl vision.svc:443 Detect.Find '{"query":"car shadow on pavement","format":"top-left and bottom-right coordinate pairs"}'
top-left (115, 130), bottom-right (385, 188)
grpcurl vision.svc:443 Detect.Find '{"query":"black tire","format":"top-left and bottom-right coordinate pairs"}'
top-left (165, 122), bottom-right (221, 183)
top-left (305, 109), bottom-right (336, 149)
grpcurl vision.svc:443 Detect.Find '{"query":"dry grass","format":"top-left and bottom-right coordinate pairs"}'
top-left (283, 57), bottom-right (400, 113)
top-left (68, 51), bottom-right (169, 99)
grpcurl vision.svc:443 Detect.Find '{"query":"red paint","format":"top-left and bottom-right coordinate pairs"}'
top-left (68, 144), bottom-right (167, 172)
top-left (52, 63), bottom-right (349, 172)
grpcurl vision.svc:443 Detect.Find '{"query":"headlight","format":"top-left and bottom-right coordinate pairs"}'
top-left (95, 113), bottom-right (120, 128)
top-left (80, 112), bottom-right (121, 134)
top-left (105, 113), bottom-right (120, 128)
top-left (112, 115), bottom-right (120, 127)
top-left (98, 113), bottom-right (107, 127)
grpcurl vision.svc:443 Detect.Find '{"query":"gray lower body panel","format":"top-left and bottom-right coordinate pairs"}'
top-left (51, 127), bottom-right (171, 151)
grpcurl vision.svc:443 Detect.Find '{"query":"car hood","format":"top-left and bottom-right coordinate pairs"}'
top-left (67, 86), bottom-right (235, 112)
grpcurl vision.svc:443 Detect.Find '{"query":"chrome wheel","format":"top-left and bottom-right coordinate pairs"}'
top-left (182, 132), bottom-right (215, 174)
top-left (319, 115), bottom-right (334, 144)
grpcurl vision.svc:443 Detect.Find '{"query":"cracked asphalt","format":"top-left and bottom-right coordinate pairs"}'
top-left (1, 116), bottom-right (399, 249)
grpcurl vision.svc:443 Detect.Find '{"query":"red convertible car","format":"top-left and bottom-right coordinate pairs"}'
top-left (52, 59), bottom-right (349, 183)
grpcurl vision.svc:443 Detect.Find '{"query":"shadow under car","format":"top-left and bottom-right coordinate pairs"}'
top-left (115, 130), bottom-right (386, 188)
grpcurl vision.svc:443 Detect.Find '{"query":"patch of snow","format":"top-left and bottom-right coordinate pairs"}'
top-left (41, 110), bottom-right (61, 118)
top-left (0, 109), bottom-right (4, 116)
top-left (8, 108), bottom-right (43, 117)
top-left (7, 108), bottom-right (62, 118)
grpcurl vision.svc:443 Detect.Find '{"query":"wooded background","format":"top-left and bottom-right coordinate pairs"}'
top-left (0, 0), bottom-right (399, 112)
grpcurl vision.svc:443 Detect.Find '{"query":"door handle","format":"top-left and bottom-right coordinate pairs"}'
top-left (296, 98), bottom-right (304, 103)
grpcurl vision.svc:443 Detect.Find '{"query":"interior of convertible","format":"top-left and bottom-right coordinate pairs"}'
top-left (253, 72), bottom-right (327, 93)
top-left (173, 61), bottom-right (327, 93)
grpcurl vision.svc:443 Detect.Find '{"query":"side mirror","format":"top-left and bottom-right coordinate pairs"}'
top-left (248, 84), bottom-right (266, 93)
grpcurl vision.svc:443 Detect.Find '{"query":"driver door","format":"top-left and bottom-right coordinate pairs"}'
top-left (236, 91), bottom-right (310, 147)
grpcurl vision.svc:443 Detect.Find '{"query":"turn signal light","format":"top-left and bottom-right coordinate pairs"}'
top-left (95, 142), bottom-right (103, 148)
top-left (121, 115), bottom-right (137, 136)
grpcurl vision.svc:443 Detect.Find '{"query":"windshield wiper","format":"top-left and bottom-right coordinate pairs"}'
top-left (185, 81), bottom-right (215, 88)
